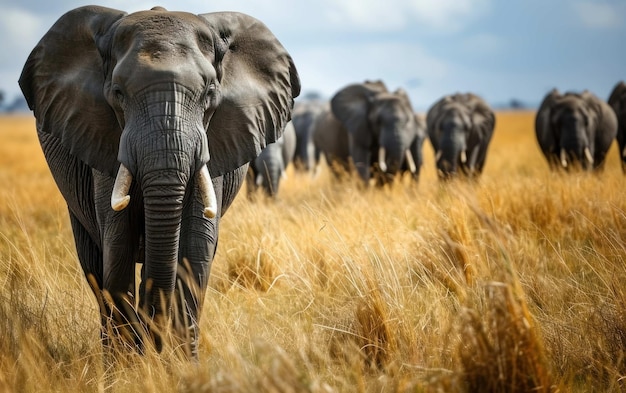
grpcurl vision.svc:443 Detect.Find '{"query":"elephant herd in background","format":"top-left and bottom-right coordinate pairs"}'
top-left (252, 79), bottom-right (626, 198)
top-left (250, 80), bottom-right (496, 197)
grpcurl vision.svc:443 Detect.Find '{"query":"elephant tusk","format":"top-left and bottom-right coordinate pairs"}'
top-left (584, 147), bottom-right (594, 165)
top-left (460, 150), bottom-right (467, 164)
top-left (378, 147), bottom-right (387, 172)
top-left (197, 164), bottom-right (218, 219)
top-left (560, 148), bottom-right (568, 168)
top-left (468, 145), bottom-right (480, 170)
top-left (435, 150), bottom-right (443, 162)
top-left (405, 149), bottom-right (417, 173)
top-left (111, 164), bottom-right (132, 211)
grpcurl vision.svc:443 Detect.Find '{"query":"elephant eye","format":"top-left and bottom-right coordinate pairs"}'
top-left (113, 86), bottom-right (125, 106)
top-left (202, 81), bottom-right (218, 109)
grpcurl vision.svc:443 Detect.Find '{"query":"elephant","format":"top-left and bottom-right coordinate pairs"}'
top-left (311, 102), bottom-right (350, 175)
top-left (535, 89), bottom-right (617, 171)
top-left (426, 93), bottom-right (495, 180)
top-left (313, 80), bottom-right (426, 185)
top-left (246, 121), bottom-right (296, 198)
top-left (291, 99), bottom-right (326, 173)
top-left (18, 6), bottom-right (300, 358)
top-left (608, 81), bottom-right (626, 172)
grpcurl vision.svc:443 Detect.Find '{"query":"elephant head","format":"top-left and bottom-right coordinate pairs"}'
top-left (247, 121), bottom-right (296, 198)
top-left (536, 89), bottom-right (617, 171)
top-left (19, 6), bottom-right (299, 354)
top-left (426, 93), bottom-right (495, 179)
top-left (330, 81), bottom-right (422, 184)
top-left (608, 81), bottom-right (626, 172)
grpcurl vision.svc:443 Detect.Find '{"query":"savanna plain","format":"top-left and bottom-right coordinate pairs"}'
top-left (1, 112), bottom-right (626, 392)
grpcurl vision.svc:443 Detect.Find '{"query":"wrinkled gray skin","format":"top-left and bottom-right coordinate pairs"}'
top-left (247, 121), bottom-right (296, 198)
top-left (536, 89), bottom-right (617, 172)
top-left (427, 93), bottom-right (495, 180)
top-left (313, 81), bottom-right (426, 185)
top-left (18, 6), bottom-right (299, 358)
top-left (608, 81), bottom-right (626, 173)
top-left (291, 100), bottom-right (325, 173)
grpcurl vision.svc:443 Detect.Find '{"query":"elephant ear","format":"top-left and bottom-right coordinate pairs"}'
top-left (330, 81), bottom-right (388, 145)
top-left (470, 96), bottom-right (495, 139)
top-left (426, 95), bottom-right (453, 135)
top-left (535, 89), bottom-right (561, 148)
top-left (583, 91), bottom-right (618, 145)
top-left (18, 6), bottom-right (126, 177)
top-left (393, 88), bottom-right (413, 109)
top-left (199, 12), bottom-right (300, 177)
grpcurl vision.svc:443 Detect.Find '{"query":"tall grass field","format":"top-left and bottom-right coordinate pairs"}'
top-left (0, 112), bottom-right (625, 392)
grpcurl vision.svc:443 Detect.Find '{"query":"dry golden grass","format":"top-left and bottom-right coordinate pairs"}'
top-left (1, 111), bottom-right (626, 392)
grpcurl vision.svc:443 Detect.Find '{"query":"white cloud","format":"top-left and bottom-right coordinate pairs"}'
top-left (408, 0), bottom-right (491, 32)
top-left (0, 8), bottom-right (43, 52)
top-left (574, 2), bottom-right (624, 29)
top-left (320, 0), bottom-right (491, 33)
top-left (290, 40), bottom-right (452, 109)
top-left (178, 0), bottom-right (491, 34)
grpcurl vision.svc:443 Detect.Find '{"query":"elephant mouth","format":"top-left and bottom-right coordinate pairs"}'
top-left (378, 147), bottom-right (417, 174)
top-left (559, 147), bottom-right (593, 169)
top-left (111, 162), bottom-right (218, 218)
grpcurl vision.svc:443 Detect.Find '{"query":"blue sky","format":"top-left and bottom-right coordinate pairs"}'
top-left (1, 0), bottom-right (624, 111)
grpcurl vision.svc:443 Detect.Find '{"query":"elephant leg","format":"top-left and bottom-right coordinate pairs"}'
top-left (175, 216), bottom-right (216, 359)
top-left (351, 145), bottom-right (372, 184)
top-left (245, 165), bottom-right (258, 200)
top-left (68, 212), bottom-right (115, 344)
top-left (92, 170), bottom-right (145, 351)
top-left (69, 211), bottom-right (103, 301)
top-left (174, 176), bottom-right (223, 359)
top-left (101, 215), bottom-right (143, 350)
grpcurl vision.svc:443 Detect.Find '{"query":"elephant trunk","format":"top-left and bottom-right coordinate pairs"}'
top-left (141, 169), bottom-right (187, 319)
top-left (559, 137), bottom-right (593, 170)
top-left (379, 129), bottom-right (405, 175)
top-left (436, 133), bottom-right (466, 178)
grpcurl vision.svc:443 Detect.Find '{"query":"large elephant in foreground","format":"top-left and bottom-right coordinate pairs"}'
top-left (426, 93), bottom-right (495, 179)
top-left (535, 89), bottom-right (617, 171)
top-left (18, 6), bottom-right (299, 358)
top-left (246, 121), bottom-right (296, 198)
top-left (608, 81), bottom-right (626, 172)
top-left (313, 80), bottom-right (425, 185)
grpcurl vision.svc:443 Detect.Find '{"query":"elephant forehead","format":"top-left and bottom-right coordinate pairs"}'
top-left (115, 11), bottom-right (213, 53)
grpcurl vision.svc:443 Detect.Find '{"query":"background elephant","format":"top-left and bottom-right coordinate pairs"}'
top-left (311, 102), bottom-right (351, 175)
top-left (246, 121), bottom-right (296, 198)
top-left (426, 92), bottom-right (495, 179)
top-left (608, 81), bottom-right (626, 172)
top-left (18, 6), bottom-right (299, 357)
top-left (313, 80), bottom-right (425, 185)
top-left (535, 89), bottom-right (617, 171)
top-left (291, 99), bottom-right (325, 174)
